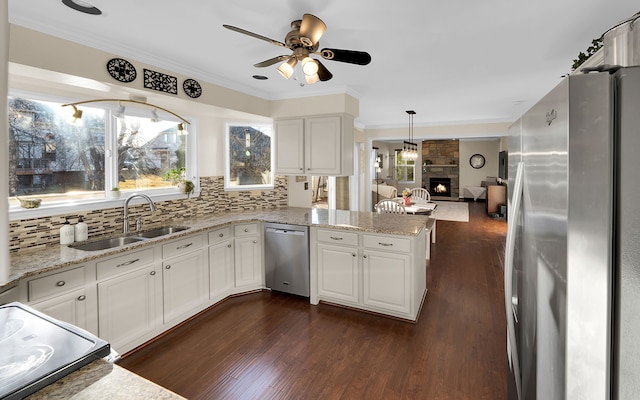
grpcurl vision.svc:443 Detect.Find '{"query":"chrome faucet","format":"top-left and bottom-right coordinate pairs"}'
top-left (123, 194), bottom-right (157, 233)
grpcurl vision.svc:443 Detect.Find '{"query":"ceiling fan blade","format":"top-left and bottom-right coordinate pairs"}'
top-left (315, 59), bottom-right (333, 81)
top-left (299, 14), bottom-right (326, 47)
top-left (254, 55), bottom-right (290, 68)
top-left (223, 24), bottom-right (289, 48)
top-left (320, 48), bottom-right (372, 65)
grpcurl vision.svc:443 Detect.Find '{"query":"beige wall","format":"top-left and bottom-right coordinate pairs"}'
top-left (459, 139), bottom-right (501, 191)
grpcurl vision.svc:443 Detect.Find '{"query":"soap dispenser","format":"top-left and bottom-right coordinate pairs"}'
top-left (60, 218), bottom-right (75, 245)
top-left (75, 216), bottom-right (88, 242)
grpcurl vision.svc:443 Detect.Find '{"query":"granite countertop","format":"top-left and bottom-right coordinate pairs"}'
top-left (26, 359), bottom-right (185, 400)
top-left (5, 207), bottom-right (429, 289)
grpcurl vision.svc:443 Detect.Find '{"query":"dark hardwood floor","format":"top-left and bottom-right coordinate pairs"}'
top-left (118, 202), bottom-right (508, 400)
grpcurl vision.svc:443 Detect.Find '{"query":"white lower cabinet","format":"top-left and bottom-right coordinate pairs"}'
top-left (312, 227), bottom-right (426, 321)
top-left (317, 243), bottom-right (359, 304)
top-left (233, 223), bottom-right (263, 290)
top-left (98, 264), bottom-right (160, 351)
top-left (208, 238), bottom-right (234, 301)
top-left (161, 234), bottom-right (207, 324)
top-left (162, 249), bottom-right (207, 324)
top-left (362, 249), bottom-right (411, 314)
top-left (30, 287), bottom-right (96, 335)
top-left (25, 265), bottom-right (98, 335)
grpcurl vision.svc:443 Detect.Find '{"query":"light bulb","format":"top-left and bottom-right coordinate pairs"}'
top-left (301, 57), bottom-right (319, 76)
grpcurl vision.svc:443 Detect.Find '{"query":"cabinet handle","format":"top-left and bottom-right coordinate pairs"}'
top-left (150, 271), bottom-right (156, 276)
top-left (117, 258), bottom-right (140, 268)
top-left (219, 233), bottom-right (224, 237)
top-left (165, 265), bottom-right (171, 269)
top-left (244, 228), bottom-right (249, 232)
top-left (56, 280), bottom-right (66, 287)
top-left (227, 244), bottom-right (232, 248)
top-left (77, 295), bottom-right (86, 301)
top-left (378, 242), bottom-right (394, 247)
top-left (363, 255), bottom-right (368, 259)
top-left (330, 236), bottom-right (343, 241)
top-left (352, 253), bottom-right (356, 257)
top-left (176, 243), bottom-right (193, 250)
top-left (299, 168), bottom-right (303, 171)
top-left (253, 240), bottom-right (257, 244)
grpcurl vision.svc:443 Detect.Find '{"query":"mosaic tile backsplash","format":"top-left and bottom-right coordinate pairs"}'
top-left (9, 176), bottom-right (288, 253)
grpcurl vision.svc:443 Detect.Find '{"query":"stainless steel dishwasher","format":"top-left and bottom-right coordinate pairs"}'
top-left (264, 222), bottom-right (310, 297)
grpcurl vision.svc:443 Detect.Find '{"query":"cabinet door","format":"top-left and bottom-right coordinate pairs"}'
top-left (234, 236), bottom-right (262, 288)
top-left (317, 243), bottom-right (359, 303)
top-left (163, 250), bottom-right (207, 324)
top-left (362, 250), bottom-right (411, 314)
top-left (209, 239), bottom-right (234, 300)
top-left (305, 116), bottom-right (342, 175)
top-left (30, 287), bottom-right (94, 334)
top-left (275, 119), bottom-right (305, 174)
top-left (98, 265), bottom-right (160, 351)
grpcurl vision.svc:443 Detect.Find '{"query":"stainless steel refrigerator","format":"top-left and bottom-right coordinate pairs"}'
top-left (505, 66), bottom-right (640, 399)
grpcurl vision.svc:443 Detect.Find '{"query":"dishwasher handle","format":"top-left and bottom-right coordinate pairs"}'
top-left (265, 227), bottom-right (305, 236)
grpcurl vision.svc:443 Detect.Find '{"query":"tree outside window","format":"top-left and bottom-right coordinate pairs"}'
top-left (225, 124), bottom-right (273, 190)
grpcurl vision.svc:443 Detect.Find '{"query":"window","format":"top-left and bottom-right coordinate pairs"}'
top-left (225, 123), bottom-right (273, 190)
top-left (395, 149), bottom-right (415, 183)
top-left (8, 94), bottom-right (196, 216)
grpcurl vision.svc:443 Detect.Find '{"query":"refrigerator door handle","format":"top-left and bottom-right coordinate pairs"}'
top-left (505, 161), bottom-right (524, 400)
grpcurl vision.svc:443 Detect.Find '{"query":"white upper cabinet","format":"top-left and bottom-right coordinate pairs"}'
top-left (275, 114), bottom-right (354, 176)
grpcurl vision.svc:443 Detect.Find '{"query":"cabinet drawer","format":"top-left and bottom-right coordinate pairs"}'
top-left (234, 223), bottom-right (259, 237)
top-left (316, 229), bottom-right (358, 247)
top-left (29, 267), bottom-right (86, 302)
top-left (208, 227), bottom-right (232, 245)
top-left (97, 248), bottom-right (154, 280)
top-left (162, 234), bottom-right (204, 259)
top-left (363, 234), bottom-right (411, 253)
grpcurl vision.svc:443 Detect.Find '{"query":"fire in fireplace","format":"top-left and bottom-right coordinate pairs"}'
top-left (429, 178), bottom-right (451, 196)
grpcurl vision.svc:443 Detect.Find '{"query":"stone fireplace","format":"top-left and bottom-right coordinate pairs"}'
top-left (422, 140), bottom-right (459, 198)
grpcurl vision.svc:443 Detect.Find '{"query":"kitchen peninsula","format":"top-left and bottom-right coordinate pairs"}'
top-left (2, 207), bottom-right (429, 398)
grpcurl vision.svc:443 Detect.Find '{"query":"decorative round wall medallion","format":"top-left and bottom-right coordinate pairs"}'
top-left (469, 153), bottom-right (486, 169)
top-left (183, 79), bottom-right (202, 98)
top-left (106, 58), bottom-right (137, 82)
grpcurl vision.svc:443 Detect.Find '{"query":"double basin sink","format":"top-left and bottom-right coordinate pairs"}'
top-left (69, 226), bottom-right (188, 251)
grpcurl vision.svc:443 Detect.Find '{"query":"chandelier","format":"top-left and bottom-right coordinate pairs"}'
top-left (401, 110), bottom-right (418, 160)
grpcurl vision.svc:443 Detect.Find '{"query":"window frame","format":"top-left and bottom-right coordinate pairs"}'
top-left (8, 90), bottom-right (199, 221)
top-left (223, 122), bottom-right (274, 191)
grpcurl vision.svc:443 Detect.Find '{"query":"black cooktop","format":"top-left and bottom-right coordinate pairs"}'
top-left (0, 302), bottom-right (110, 400)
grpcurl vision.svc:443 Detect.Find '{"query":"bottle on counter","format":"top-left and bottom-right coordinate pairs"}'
top-left (75, 216), bottom-right (88, 242)
top-left (60, 218), bottom-right (75, 245)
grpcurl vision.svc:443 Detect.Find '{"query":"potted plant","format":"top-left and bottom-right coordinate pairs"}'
top-left (182, 180), bottom-right (195, 198)
top-left (108, 187), bottom-right (121, 200)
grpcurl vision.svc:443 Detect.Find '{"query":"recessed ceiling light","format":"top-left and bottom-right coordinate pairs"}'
top-left (61, 0), bottom-right (102, 15)
top-left (252, 75), bottom-right (268, 80)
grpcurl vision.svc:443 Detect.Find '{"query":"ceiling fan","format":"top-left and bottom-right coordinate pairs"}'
top-left (223, 13), bottom-right (371, 85)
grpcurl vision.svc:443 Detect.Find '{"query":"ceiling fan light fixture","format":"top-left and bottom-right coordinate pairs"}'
top-left (305, 73), bottom-right (320, 85)
top-left (302, 57), bottom-right (319, 76)
top-left (277, 57), bottom-right (297, 79)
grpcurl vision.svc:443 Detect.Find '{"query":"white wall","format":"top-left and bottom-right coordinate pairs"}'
top-left (459, 139), bottom-right (501, 192)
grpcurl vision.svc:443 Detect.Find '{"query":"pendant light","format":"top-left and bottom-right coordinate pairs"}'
top-left (402, 110), bottom-right (418, 160)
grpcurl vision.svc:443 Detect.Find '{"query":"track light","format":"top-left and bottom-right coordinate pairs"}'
top-left (277, 57), bottom-right (298, 79)
top-left (67, 105), bottom-right (84, 125)
top-left (62, 98), bottom-right (190, 134)
top-left (114, 102), bottom-right (126, 118)
top-left (177, 123), bottom-right (188, 136)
